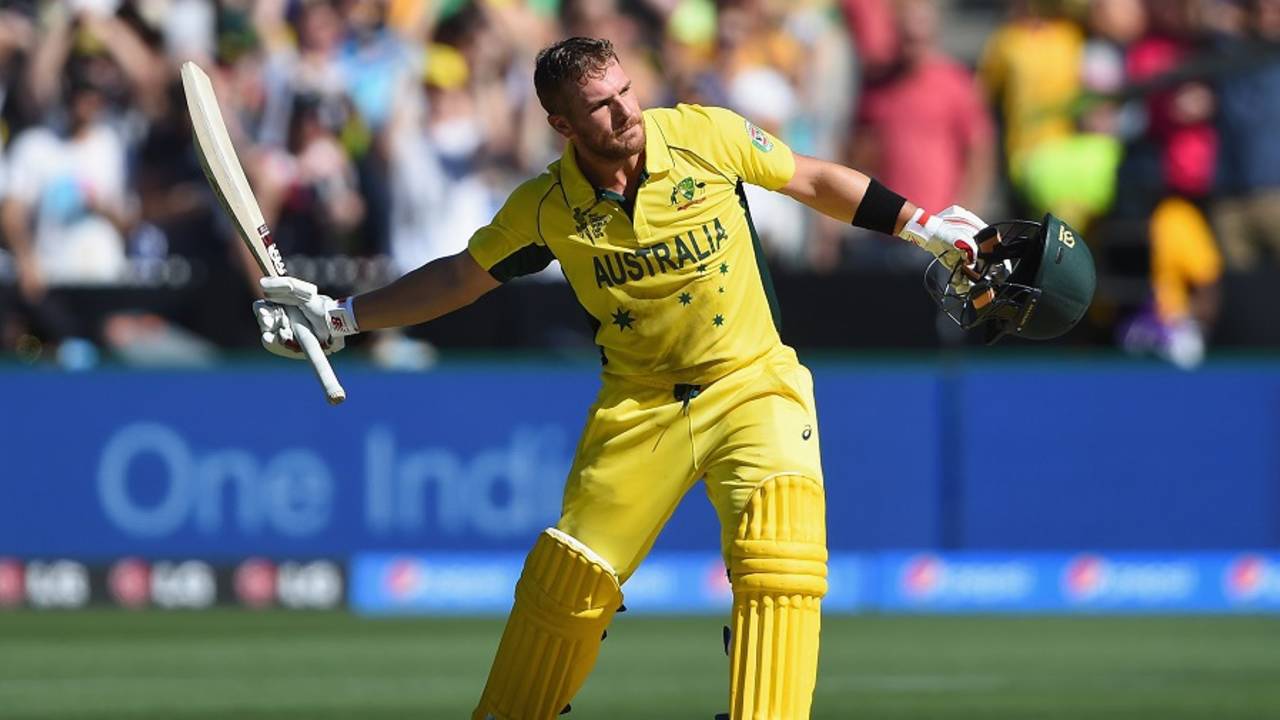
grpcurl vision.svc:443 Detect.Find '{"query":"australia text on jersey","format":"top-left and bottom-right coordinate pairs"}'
top-left (591, 217), bottom-right (729, 288)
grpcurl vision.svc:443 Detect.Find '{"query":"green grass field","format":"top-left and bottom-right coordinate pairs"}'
top-left (1, 611), bottom-right (1277, 719)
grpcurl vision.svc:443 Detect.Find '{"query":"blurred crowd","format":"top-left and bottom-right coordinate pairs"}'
top-left (976, 0), bottom-right (1280, 367)
top-left (0, 0), bottom-right (1276, 367)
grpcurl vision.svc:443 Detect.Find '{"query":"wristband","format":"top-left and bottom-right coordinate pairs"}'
top-left (851, 179), bottom-right (907, 235)
top-left (326, 296), bottom-right (360, 337)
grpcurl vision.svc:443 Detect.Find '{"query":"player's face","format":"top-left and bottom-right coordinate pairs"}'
top-left (556, 60), bottom-right (645, 161)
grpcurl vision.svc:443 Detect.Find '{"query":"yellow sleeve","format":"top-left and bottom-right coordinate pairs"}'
top-left (690, 105), bottom-right (796, 190)
top-left (467, 176), bottom-right (556, 282)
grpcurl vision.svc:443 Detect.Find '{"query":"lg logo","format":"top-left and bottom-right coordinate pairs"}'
top-left (26, 561), bottom-right (89, 609)
top-left (151, 561), bottom-right (216, 608)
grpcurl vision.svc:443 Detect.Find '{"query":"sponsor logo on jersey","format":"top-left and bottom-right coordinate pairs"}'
top-left (744, 119), bottom-right (773, 153)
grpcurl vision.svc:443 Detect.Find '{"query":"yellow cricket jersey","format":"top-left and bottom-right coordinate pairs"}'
top-left (467, 104), bottom-right (796, 387)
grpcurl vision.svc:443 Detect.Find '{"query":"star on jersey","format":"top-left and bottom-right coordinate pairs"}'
top-left (719, 262), bottom-right (730, 275)
top-left (611, 307), bottom-right (635, 331)
top-left (678, 292), bottom-right (693, 306)
top-left (697, 263), bottom-right (708, 273)
top-left (713, 314), bottom-right (725, 327)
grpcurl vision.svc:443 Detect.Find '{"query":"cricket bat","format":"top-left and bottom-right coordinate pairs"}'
top-left (180, 61), bottom-right (346, 405)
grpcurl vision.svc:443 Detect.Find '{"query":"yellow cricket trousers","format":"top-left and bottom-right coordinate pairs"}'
top-left (556, 344), bottom-right (824, 582)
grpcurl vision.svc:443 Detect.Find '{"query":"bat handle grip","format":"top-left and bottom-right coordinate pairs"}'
top-left (285, 306), bottom-right (347, 405)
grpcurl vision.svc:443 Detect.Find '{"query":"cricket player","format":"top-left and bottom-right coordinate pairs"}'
top-left (255, 37), bottom-right (986, 720)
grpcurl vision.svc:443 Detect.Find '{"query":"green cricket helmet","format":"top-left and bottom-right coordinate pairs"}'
top-left (924, 214), bottom-right (1096, 344)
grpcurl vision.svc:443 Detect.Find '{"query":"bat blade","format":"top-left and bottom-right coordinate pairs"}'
top-left (180, 62), bottom-right (286, 278)
top-left (181, 61), bottom-right (346, 405)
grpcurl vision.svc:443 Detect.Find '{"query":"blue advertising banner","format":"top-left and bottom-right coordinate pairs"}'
top-left (955, 364), bottom-right (1280, 550)
top-left (350, 551), bottom-right (1280, 616)
top-left (0, 364), bottom-right (941, 558)
top-left (878, 551), bottom-right (1044, 612)
top-left (874, 551), bottom-right (1280, 613)
top-left (1, 360), bottom-right (1278, 559)
top-left (1, 367), bottom-right (598, 558)
top-left (350, 551), bottom-right (871, 615)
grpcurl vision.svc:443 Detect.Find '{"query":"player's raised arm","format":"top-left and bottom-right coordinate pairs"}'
top-left (253, 172), bottom-right (553, 359)
top-left (253, 250), bottom-right (499, 360)
top-left (254, 155), bottom-right (565, 359)
top-left (345, 250), bottom-right (500, 330)
top-left (695, 105), bottom-right (985, 277)
top-left (779, 153), bottom-right (985, 274)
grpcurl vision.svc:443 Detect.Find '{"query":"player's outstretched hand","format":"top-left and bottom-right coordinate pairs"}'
top-left (899, 205), bottom-right (987, 292)
top-left (900, 205), bottom-right (985, 268)
top-left (253, 277), bottom-right (358, 359)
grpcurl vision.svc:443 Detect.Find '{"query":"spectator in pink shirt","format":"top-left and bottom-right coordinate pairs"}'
top-left (850, 0), bottom-right (996, 216)
top-left (1126, 0), bottom-right (1217, 200)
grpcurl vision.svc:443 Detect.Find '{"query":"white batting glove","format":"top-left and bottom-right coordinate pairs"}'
top-left (253, 277), bottom-right (359, 359)
top-left (899, 205), bottom-right (986, 291)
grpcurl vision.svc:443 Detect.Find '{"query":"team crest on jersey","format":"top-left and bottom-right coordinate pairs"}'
top-left (669, 176), bottom-right (707, 211)
top-left (573, 206), bottom-right (611, 243)
top-left (744, 119), bottom-right (773, 153)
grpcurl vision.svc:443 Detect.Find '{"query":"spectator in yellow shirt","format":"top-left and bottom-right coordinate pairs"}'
top-left (979, 0), bottom-right (1085, 191)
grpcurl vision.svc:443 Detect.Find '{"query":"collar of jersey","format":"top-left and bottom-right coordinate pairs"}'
top-left (559, 111), bottom-right (674, 209)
